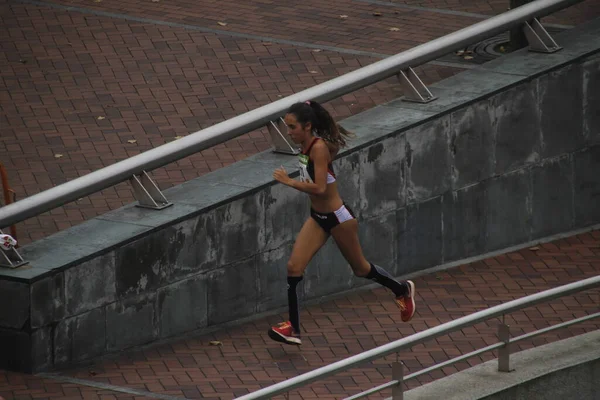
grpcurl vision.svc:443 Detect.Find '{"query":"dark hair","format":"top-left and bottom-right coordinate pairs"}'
top-left (287, 100), bottom-right (352, 147)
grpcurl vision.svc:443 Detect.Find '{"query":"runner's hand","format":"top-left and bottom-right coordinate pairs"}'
top-left (273, 166), bottom-right (292, 185)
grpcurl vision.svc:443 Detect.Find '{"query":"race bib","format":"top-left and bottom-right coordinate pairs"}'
top-left (298, 154), bottom-right (312, 183)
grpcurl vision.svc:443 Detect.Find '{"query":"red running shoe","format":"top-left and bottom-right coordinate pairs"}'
top-left (395, 280), bottom-right (416, 322)
top-left (268, 321), bottom-right (302, 345)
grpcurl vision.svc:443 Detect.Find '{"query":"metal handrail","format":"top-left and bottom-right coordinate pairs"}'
top-left (343, 342), bottom-right (507, 400)
top-left (344, 311), bottom-right (600, 400)
top-left (0, 0), bottom-right (581, 229)
top-left (234, 275), bottom-right (600, 399)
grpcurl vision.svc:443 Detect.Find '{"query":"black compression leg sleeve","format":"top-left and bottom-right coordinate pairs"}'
top-left (288, 276), bottom-right (303, 334)
top-left (365, 263), bottom-right (408, 297)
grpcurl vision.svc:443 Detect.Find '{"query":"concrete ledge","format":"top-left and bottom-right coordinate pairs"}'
top-left (397, 330), bottom-right (600, 400)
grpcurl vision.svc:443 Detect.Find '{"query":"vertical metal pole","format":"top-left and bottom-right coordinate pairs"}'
top-left (509, 0), bottom-right (533, 50)
top-left (497, 320), bottom-right (512, 372)
top-left (392, 361), bottom-right (404, 400)
top-left (0, 163), bottom-right (18, 241)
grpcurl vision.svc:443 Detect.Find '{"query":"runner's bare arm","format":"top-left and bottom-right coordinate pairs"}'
top-left (273, 142), bottom-right (329, 195)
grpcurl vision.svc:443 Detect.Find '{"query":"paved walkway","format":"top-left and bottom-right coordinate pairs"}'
top-left (1, 0), bottom-right (599, 244)
top-left (1, 227), bottom-right (599, 399)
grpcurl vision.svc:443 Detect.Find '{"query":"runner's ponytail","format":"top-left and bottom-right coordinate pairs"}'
top-left (287, 101), bottom-right (352, 148)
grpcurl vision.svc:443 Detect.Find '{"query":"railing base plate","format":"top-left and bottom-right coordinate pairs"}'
top-left (130, 171), bottom-right (173, 210)
top-left (0, 230), bottom-right (28, 269)
top-left (268, 118), bottom-right (300, 155)
top-left (398, 67), bottom-right (437, 103)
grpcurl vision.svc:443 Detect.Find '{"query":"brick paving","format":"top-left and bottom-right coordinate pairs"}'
top-left (1, 228), bottom-right (599, 399)
top-left (1, 0), bottom-right (599, 245)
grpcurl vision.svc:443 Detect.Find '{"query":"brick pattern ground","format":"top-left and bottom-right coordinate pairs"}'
top-left (1, 229), bottom-right (599, 399)
top-left (1, 0), bottom-right (599, 244)
top-left (18, 0), bottom-right (480, 53)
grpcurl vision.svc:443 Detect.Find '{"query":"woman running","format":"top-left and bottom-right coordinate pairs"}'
top-left (268, 100), bottom-right (416, 346)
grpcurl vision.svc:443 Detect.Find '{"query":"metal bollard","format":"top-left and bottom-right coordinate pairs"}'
top-left (497, 322), bottom-right (512, 372)
top-left (391, 361), bottom-right (404, 400)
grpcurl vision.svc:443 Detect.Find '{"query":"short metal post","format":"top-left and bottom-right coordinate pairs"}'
top-left (398, 67), bottom-right (436, 103)
top-left (130, 171), bottom-right (172, 210)
top-left (508, 0), bottom-right (533, 50)
top-left (268, 118), bottom-right (300, 155)
top-left (523, 18), bottom-right (561, 53)
top-left (391, 361), bottom-right (404, 400)
top-left (0, 229), bottom-right (27, 269)
top-left (497, 321), bottom-right (512, 372)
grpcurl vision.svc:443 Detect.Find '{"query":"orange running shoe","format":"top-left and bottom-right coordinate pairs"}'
top-left (395, 280), bottom-right (416, 322)
top-left (268, 321), bottom-right (302, 345)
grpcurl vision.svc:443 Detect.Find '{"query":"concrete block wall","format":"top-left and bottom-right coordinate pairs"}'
top-left (1, 19), bottom-right (599, 373)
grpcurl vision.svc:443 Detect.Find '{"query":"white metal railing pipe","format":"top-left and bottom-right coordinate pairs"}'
top-left (345, 312), bottom-right (600, 400)
top-left (234, 274), bottom-right (600, 400)
top-left (0, 0), bottom-right (581, 229)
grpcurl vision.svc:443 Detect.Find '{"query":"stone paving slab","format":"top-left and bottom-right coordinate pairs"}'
top-left (1, 0), bottom-right (598, 245)
top-left (1, 227), bottom-right (599, 399)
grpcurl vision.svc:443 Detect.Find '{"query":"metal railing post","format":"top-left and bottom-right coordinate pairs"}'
top-left (267, 118), bottom-right (299, 155)
top-left (0, 163), bottom-right (18, 242)
top-left (497, 321), bottom-right (512, 372)
top-left (392, 361), bottom-right (404, 400)
top-left (0, 229), bottom-right (27, 268)
top-left (523, 18), bottom-right (562, 52)
top-left (130, 171), bottom-right (172, 210)
top-left (397, 68), bottom-right (436, 103)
